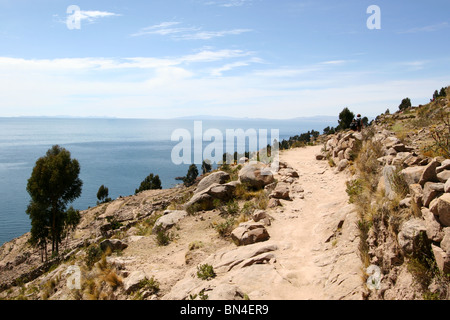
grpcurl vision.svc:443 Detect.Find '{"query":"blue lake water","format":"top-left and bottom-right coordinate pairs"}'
top-left (0, 117), bottom-right (336, 245)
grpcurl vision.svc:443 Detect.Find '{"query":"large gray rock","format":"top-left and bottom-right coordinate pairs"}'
top-left (441, 228), bottom-right (450, 253)
top-left (419, 159), bottom-right (439, 185)
top-left (100, 239), bottom-right (128, 252)
top-left (429, 193), bottom-right (450, 227)
top-left (401, 166), bottom-right (425, 186)
top-left (231, 222), bottom-right (270, 246)
top-left (336, 159), bottom-right (349, 172)
top-left (397, 218), bottom-right (426, 254)
top-left (152, 210), bottom-right (187, 233)
top-left (238, 162), bottom-right (274, 189)
top-left (422, 207), bottom-right (444, 242)
top-left (422, 182), bottom-right (444, 207)
top-left (269, 182), bottom-right (290, 200)
top-left (196, 171), bottom-right (230, 193)
top-left (382, 165), bottom-right (397, 200)
top-left (207, 183), bottom-right (236, 201)
top-left (123, 271), bottom-right (147, 293)
top-left (437, 170), bottom-right (450, 183)
top-left (431, 245), bottom-right (450, 274)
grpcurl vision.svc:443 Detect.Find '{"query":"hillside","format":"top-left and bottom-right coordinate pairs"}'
top-left (1, 87), bottom-right (449, 300)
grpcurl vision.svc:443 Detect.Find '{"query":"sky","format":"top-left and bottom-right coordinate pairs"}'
top-left (0, 0), bottom-right (449, 119)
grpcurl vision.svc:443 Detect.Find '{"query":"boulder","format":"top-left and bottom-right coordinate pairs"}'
top-left (152, 210), bottom-right (187, 233)
top-left (336, 159), bottom-right (349, 172)
top-left (207, 183), bottom-right (236, 201)
top-left (419, 159), bottom-right (439, 186)
top-left (397, 218), bottom-right (426, 255)
top-left (401, 166), bottom-right (425, 186)
top-left (429, 193), bottom-right (450, 227)
top-left (409, 184), bottom-right (423, 208)
top-left (436, 159), bottom-right (450, 173)
top-left (100, 239), bottom-right (128, 252)
top-left (431, 245), bottom-right (450, 274)
top-left (185, 192), bottom-right (214, 211)
top-left (123, 271), bottom-right (147, 294)
top-left (269, 182), bottom-right (290, 200)
top-left (382, 165), bottom-right (397, 200)
top-left (231, 222), bottom-right (270, 246)
top-left (267, 198), bottom-right (281, 208)
top-left (238, 162), bottom-right (274, 189)
top-left (422, 182), bottom-right (444, 207)
top-left (437, 170), bottom-right (450, 183)
top-left (441, 228), bottom-right (450, 253)
top-left (196, 171), bottom-right (230, 193)
top-left (422, 208), bottom-right (444, 242)
top-left (445, 178), bottom-right (450, 193)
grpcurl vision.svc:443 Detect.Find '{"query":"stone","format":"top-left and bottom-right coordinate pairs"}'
top-left (185, 192), bottom-right (214, 211)
top-left (437, 170), bottom-right (450, 183)
top-left (409, 184), bottom-right (423, 208)
top-left (196, 171), bottom-right (230, 193)
top-left (382, 165), bottom-right (397, 200)
top-left (270, 182), bottom-right (290, 200)
top-left (399, 197), bottom-right (411, 208)
top-left (100, 239), bottom-right (128, 252)
top-left (401, 166), bottom-right (425, 186)
top-left (267, 198), bottom-right (281, 208)
top-left (422, 182), bottom-right (444, 207)
top-left (238, 162), bottom-right (275, 189)
top-left (445, 179), bottom-right (450, 193)
top-left (429, 193), bottom-right (450, 227)
top-left (252, 210), bottom-right (267, 222)
top-left (207, 183), bottom-right (236, 201)
top-left (431, 245), bottom-right (450, 274)
top-left (316, 153), bottom-right (326, 160)
top-left (337, 159), bottom-right (349, 172)
top-left (397, 218), bottom-right (426, 255)
top-left (441, 228), bottom-right (450, 253)
top-left (152, 210), bottom-right (187, 233)
top-left (238, 157), bottom-right (248, 164)
top-left (393, 144), bottom-right (414, 153)
top-left (419, 159), bottom-right (440, 185)
top-left (422, 207), bottom-right (444, 242)
top-left (231, 222), bottom-right (270, 246)
top-left (392, 152), bottom-right (413, 166)
top-left (123, 271), bottom-right (147, 294)
top-left (436, 159), bottom-right (450, 173)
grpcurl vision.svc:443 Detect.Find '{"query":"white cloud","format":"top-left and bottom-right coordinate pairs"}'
top-left (204, 0), bottom-right (253, 7)
top-left (398, 22), bottom-right (449, 34)
top-left (132, 21), bottom-right (252, 40)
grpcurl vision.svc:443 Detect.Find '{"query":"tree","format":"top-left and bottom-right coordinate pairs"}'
top-left (135, 173), bottom-right (162, 194)
top-left (398, 98), bottom-right (412, 111)
top-left (97, 185), bottom-right (111, 204)
top-left (201, 160), bottom-right (212, 175)
top-left (439, 87), bottom-right (447, 97)
top-left (183, 164), bottom-right (199, 186)
top-left (433, 90), bottom-right (439, 100)
top-left (26, 145), bottom-right (83, 258)
top-left (337, 107), bottom-right (355, 131)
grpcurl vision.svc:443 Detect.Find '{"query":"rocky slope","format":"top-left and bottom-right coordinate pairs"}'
top-left (1, 92), bottom-right (449, 300)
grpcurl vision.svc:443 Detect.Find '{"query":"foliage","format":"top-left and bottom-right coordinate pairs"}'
top-left (135, 173), bottom-right (162, 194)
top-left (201, 160), bottom-right (212, 174)
top-left (337, 107), bottom-right (355, 131)
top-left (97, 185), bottom-right (111, 204)
top-left (183, 164), bottom-right (199, 186)
top-left (279, 130), bottom-right (320, 150)
top-left (398, 97), bottom-right (412, 111)
top-left (197, 264), bottom-right (216, 280)
top-left (26, 145), bottom-right (83, 258)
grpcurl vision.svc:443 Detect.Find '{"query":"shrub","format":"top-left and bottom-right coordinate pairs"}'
top-left (197, 264), bottom-right (216, 280)
top-left (135, 173), bottom-right (162, 194)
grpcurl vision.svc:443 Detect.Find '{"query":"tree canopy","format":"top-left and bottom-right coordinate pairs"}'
top-left (135, 173), bottom-right (162, 194)
top-left (26, 145), bottom-right (82, 259)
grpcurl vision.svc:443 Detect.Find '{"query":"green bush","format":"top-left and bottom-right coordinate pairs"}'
top-left (197, 264), bottom-right (216, 280)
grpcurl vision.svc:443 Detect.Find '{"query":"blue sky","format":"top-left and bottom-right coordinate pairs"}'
top-left (0, 0), bottom-right (449, 119)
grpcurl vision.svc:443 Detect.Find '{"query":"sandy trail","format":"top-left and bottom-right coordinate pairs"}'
top-left (264, 145), bottom-right (363, 299)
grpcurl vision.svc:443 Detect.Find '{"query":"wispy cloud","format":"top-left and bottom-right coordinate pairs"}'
top-left (132, 21), bottom-right (252, 40)
top-left (398, 22), bottom-right (449, 34)
top-left (54, 9), bottom-right (121, 25)
top-left (204, 0), bottom-right (253, 7)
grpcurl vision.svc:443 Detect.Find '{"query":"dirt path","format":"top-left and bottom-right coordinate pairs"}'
top-left (264, 145), bottom-right (363, 299)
